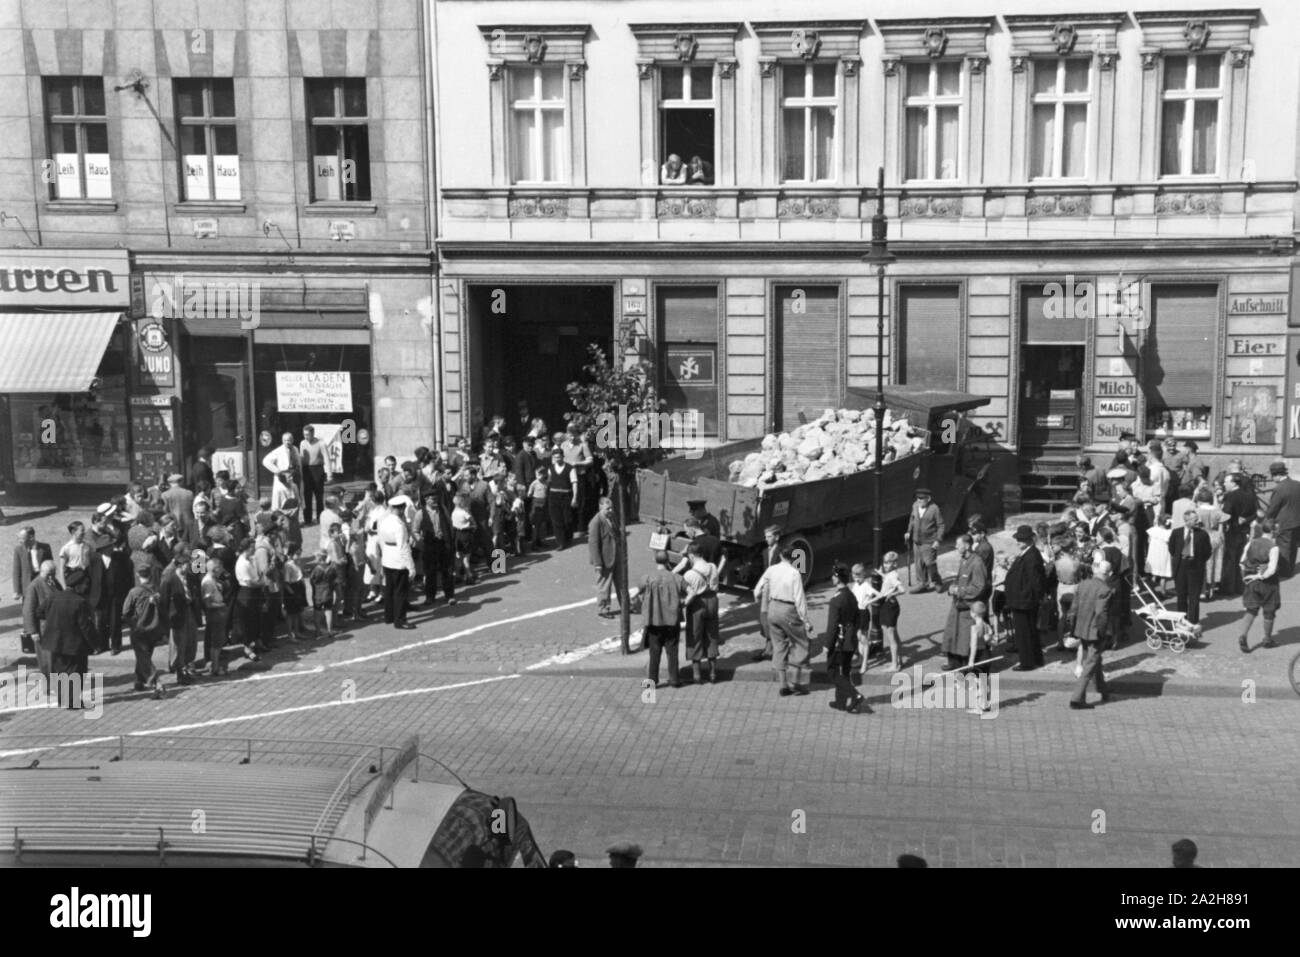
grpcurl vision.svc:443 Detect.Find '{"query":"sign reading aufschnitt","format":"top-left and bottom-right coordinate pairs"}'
top-left (275, 371), bottom-right (353, 413)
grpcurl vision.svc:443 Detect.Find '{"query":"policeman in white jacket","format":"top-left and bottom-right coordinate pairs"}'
top-left (379, 495), bottom-right (416, 629)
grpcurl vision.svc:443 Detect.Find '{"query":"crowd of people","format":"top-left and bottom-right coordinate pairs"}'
top-left (12, 409), bottom-right (617, 706)
top-left (11, 415), bottom-right (1298, 714)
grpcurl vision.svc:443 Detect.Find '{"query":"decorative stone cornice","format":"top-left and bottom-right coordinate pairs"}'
top-left (1133, 9), bottom-right (1258, 51)
top-left (778, 195), bottom-right (839, 220)
top-left (1155, 191), bottom-right (1222, 215)
top-left (478, 24), bottom-right (590, 63)
top-left (1002, 12), bottom-right (1126, 57)
top-left (750, 20), bottom-right (865, 60)
top-left (627, 22), bottom-right (742, 62)
top-left (841, 55), bottom-right (861, 77)
top-left (876, 17), bottom-right (993, 60)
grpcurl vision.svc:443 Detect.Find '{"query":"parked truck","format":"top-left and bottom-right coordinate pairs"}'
top-left (636, 386), bottom-right (991, 585)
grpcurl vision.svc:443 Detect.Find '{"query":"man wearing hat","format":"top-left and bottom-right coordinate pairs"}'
top-left (1264, 460), bottom-right (1300, 577)
top-left (379, 495), bottom-right (416, 629)
top-left (159, 544), bottom-right (204, 684)
top-left (904, 488), bottom-right (945, 593)
top-left (687, 499), bottom-right (721, 539)
top-left (161, 473), bottom-right (197, 544)
top-left (22, 558), bottom-right (60, 675)
top-left (607, 842), bottom-right (643, 868)
top-left (1003, 524), bottom-right (1046, 670)
top-left (39, 567), bottom-right (97, 708)
top-left (1108, 432), bottom-right (1138, 472)
top-left (89, 503), bottom-right (130, 654)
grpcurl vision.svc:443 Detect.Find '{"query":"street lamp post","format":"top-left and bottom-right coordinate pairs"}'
top-left (862, 167), bottom-right (895, 567)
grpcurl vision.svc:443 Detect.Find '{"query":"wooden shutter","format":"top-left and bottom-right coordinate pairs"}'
top-left (657, 286), bottom-right (719, 435)
top-left (776, 285), bottom-right (840, 430)
top-left (1144, 285), bottom-right (1218, 408)
top-left (899, 285), bottom-right (960, 387)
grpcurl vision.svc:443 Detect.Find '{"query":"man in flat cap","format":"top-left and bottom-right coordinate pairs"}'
top-left (686, 499), bottom-right (721, 539)
top-left (40, 566), bottom-right (97, 708)
top-left (1264, 460), bottom-right (1300, 577)
top-left (1003, 524), bottom-right (1046, 670)
top-left (905, 488), bottom-right (945, 593)
top-left (607, 842), bottom-right (643, 868)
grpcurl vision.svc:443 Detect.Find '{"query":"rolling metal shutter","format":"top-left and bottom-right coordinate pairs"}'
top-left (898, 285), bottom-right (961, 387)
top-left (776, 285), bottom-right (840, 430)
top-left (1144, 285), bottom-right (1218, 408)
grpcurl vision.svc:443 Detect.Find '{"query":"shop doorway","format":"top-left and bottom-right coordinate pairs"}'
top-left (467, 284), bottom-right (614, 443)
top-left (183, 341), bottom-right (252, 484)
top-left (1018, 344), bottom-right (1085, 447)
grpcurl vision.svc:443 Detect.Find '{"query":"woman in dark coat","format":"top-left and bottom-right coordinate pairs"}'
top-left (824, 563), bottom-right (867, 714)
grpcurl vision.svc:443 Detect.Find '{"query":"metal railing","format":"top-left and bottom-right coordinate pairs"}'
top-left (7, 823), bottom-right (397, 868)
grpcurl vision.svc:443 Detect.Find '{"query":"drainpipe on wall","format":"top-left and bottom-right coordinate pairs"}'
top-left (421, 0), bottom-right (445, 447)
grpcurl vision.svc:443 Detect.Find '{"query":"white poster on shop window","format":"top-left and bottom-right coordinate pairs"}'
top-left (53, 153), bottom-right (81, 198)
top-left (183, 154), bottom-right (208, 200)
top-left (275, 371), bottom-right (353, 413)
top-left (313, 155), bottom-right (339, 200)
top-left (213, 155), bottom-right (241, 200)
top-left (84, 153), bottom-right (112, 198)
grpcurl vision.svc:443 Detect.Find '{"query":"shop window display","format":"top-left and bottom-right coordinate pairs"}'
top-left (252, 343), bottom-right (373, 482)
top-left (8, 327), bottom-right (130, 483)
top-left (1147, 406), bottom-right (1212, 440)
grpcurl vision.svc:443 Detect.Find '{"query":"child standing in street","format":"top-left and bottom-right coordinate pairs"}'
top-left (200, 557), bottom-right (229, 676)
top-left (309, 549), bottom-right (337, 639)
top-left (967, 600), bottom-right (994, 714)
top-left (282, 544), bottom-right (306, 641)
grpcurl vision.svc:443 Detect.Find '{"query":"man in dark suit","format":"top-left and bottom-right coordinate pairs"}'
top-left (1063, 558), bottom-right (1120, 710)
top-left (39, 567), bottom-right (97, 709)
top-left (23, 559), bottom-right (61, 671)
top-left (1169, 508), bottom-right (1212, 624)
top-left (12, 525), bottom-right (53, 603)
top-left (905, 488), bottom-right (945, 593)
top-left (188, 446), bottom-right (215, 491)
top-left (1004, 524), bottom-right (1046, 670)
top-left (752, 524), bottom-right (783, 662)
top-left (159, 546), bottom-right (204, 685)
top-left (1264, 459), bottom-right (1300, 578)
top-left (588, 496), bottom-right (623, 619)
top-left (640, 550), bottom-right (686, 688)
top-left (1220, 472), bottom-right (1257, 597)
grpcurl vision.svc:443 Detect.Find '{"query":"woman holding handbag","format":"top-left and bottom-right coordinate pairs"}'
top-left (825, 563), bottom-right (867, 714)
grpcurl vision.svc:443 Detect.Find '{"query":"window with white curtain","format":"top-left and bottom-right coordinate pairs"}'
top-left (1160, 54), bottom-right (1221, 176)
top-left (904, 61), bottom-right (962, 182)
top-left (509, 66), bottom-right (566, 184)
top-left (780, 62), bottom-right (837, 183)
top-left (1030, 58), bottom-right (1090, 179)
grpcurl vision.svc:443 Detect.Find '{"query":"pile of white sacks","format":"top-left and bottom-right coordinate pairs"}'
top-left (729, 407), bottom-right (926, 489)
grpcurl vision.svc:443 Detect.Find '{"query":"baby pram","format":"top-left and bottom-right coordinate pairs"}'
top-left (1134, 577), bottom-right (1200, 652)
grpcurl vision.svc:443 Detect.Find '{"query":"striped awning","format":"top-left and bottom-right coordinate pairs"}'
top-left (0, 312), bottom-right (121, 393)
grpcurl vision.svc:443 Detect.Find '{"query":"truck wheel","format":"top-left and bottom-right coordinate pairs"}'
top-left (787, 537), bottom-right (815, 586)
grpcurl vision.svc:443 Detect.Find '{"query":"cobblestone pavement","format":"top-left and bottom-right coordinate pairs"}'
top-left (3, 503), bottom-right (1299, 866)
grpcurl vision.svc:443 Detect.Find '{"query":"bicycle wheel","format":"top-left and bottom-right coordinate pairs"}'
top-left (1289, 651), bottom-right (1300, 698)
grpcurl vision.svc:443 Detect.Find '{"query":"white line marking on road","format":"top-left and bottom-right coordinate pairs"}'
top-left (0, 674), bottom-right (520, 759)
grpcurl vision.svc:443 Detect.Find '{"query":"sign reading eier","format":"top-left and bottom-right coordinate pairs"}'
top-left (275, 371), bottom-right (353, 413)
